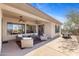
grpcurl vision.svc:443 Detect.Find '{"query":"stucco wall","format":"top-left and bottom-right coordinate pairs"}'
top-left (51, 23), bottom-right (60, 38)
top-left (44, 23), bottom-right (52, 38)
top-left (44, 22), bottom-right (61, 39)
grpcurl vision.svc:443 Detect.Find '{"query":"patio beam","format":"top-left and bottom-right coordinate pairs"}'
top-left (0, 8), bottom-right (2, 54)
top-left (0, 4), bottom-right (50, 23)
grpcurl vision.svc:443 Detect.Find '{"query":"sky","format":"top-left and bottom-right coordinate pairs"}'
top-left (31, 3), bottom-right (79, 23)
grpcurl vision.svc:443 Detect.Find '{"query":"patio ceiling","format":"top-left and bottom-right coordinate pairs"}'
top-left (2, 11), bottom-right (49, 26)
top-left (2, 10), bottom-right (48, 25)
top-left (2, 10), bottom-right (38, 22)
top-left (0, 4), bottom-right (50, 23)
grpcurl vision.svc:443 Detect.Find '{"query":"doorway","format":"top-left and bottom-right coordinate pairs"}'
top-left (38, 24), bottom-right (44, 36)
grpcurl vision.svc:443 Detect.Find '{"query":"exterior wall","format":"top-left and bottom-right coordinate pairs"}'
top-left (44, 22), bottom-right (61, 39)
top-left (0, 8), bottom-right (2, 53)
top-left (51, 23), bottom-right (60, 38)
top-left (44, 23), bottom-right (52, 38)
top-left (50, 23), bottom-right (56, 38)
top-left (2, 16), bottom-right (37, 41)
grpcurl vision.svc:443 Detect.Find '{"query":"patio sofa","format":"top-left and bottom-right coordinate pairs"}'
top-left (16, 33), bottom-right (38, 48)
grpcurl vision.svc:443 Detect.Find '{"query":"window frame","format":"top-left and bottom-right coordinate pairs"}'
top-left (26, 24), bottom-right (36, 33)
top-left (55, 25), bottom-right (60, 33)
top-left (7, 22), bottom-right (25, 35)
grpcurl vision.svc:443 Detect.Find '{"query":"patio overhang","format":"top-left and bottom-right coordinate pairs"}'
top-left (0, 4), bottom-right (50, 23)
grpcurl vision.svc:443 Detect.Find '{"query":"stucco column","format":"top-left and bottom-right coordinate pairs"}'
top-left (36, 25), bottom-right (38, 35)
top-left (25, 24), bottom-right (26, 34)
top-left (0, 8), bottom-right (2, 54)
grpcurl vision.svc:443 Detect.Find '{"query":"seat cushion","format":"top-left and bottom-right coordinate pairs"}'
top-left (23, 37), bottom-right (32, 40)
top-left (18, 34), bottom-right (23, 37)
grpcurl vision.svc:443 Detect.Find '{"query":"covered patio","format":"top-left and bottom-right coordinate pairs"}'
top-left (0, 4), bottom-right (61, 55)
top-left (0, 4), bottom-right (51, 54)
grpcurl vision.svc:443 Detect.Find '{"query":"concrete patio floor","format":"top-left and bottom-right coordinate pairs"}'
top-left (25, 36), bottom-right (79, 56)
top-left (1, 37), bottom-right (57, 56)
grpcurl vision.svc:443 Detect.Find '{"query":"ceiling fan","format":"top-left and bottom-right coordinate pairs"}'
top-left (19, 16), bottom-right (25, 22)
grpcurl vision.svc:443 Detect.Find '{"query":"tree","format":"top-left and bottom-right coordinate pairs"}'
top-left (64, 10), bottom-right (79, 35)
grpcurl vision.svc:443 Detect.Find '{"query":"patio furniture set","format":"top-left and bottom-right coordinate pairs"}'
top-left (16, 33), bottom-right (48, 49)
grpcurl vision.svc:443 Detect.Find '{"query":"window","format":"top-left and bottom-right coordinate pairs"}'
top-left (55, 25), bottom-right (60, 33)
top-left (7, 22), bottom-right (25, 34)
top-left (26, 24), bottom-right (36, 33)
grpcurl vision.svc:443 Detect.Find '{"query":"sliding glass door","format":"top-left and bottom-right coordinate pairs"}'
top-left (7, 22), bottom-right (25, 35)
top-left (7, 23), bottom-right (37, 35)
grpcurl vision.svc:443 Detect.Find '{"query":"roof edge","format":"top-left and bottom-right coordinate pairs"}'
top-left (27, 3), bottom-right (62, 25)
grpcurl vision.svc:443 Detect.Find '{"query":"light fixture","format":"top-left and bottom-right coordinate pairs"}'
top-left (19, 16), bottom-right (25, 22)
